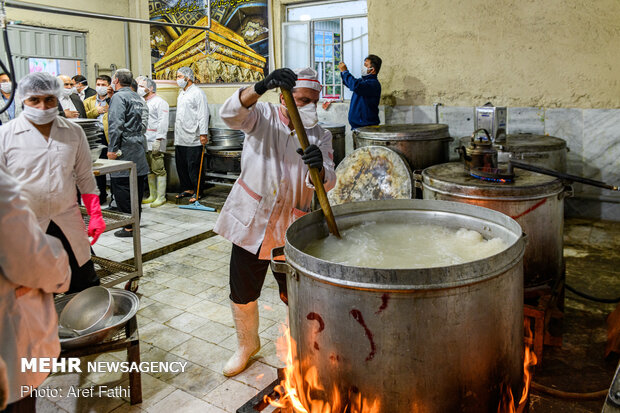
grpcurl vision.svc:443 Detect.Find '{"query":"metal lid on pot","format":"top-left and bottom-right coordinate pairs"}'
top-left (328, 146), bottom-right (412, 205)
top-left (319, 122), bottom-right (346, 134)
top-left (421, 162), bottom-right (563, 199)
top-left (459, 134), bottom-right (567, 153)
top-left (354, 124), bottom-right (451, 141)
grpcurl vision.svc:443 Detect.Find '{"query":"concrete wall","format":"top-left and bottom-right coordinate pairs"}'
top-left (369, 0), bottom-right (620, 109)
top-left (7, 0), bottom-right (151, 84)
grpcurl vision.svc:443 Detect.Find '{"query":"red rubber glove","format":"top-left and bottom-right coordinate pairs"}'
top-left (82, 193), bottom-right (106, 245)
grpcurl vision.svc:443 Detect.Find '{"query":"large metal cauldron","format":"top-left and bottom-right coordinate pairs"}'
top-left (319, 122), bottom-right (346, 166)
top-left (422, 162), bottom-right (569, 288)
top-left (353, 124), bottom-right (452, 171)
top-left (459, 133), bottom-right (568, 172)
top-left (272, 199), bottom-right (526, 412)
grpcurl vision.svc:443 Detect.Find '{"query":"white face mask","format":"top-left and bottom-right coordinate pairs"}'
top-left (0, 82), bottom-right (12, 93)
top-left (96, 85), bottom-right (108, 96)
top-left (137, 86), bottom-right (147, 97)
top-left (23, 105), bottom-right (58, 125)
top-left (298, 102), bottom-right (318, 128)
top-left (62, 87), bottom-right (73, 97)
top-left (177, 78), bottom-right (187, 89)
top-left (361, 66), bottom-right (371, 76)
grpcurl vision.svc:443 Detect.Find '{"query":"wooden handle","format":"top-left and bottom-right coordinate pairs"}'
top-left (282, 88), bottom-right (341, 238)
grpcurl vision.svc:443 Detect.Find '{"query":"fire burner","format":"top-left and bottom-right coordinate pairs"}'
top-left (237, 368), bottom-right (286, 413)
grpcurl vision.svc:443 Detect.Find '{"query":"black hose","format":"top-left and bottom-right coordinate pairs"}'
top-left (0, 20), bottom-right (16, 115)
top-left (565, 283), bottom-right (620, 304)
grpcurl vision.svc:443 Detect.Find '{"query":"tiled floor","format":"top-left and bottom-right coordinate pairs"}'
top-left (40, 205), bottom-right (287, 412)
top-left (93, 202), bottom-right (219, 262)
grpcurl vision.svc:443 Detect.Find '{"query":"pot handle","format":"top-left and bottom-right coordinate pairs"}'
top-left (270, 246), bottom-right (297, 280)
top-left (559, 184), bottom-right (574, 200)
top-left (413, 170), bottom-right (423, 189)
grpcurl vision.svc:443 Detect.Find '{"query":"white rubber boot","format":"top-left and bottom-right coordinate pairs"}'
top-left (142, 174), bottom-right (157, 204)
top-left (223, 300), bottom-right (260, 377)
top-left (150, 175), bottom-right (167, 208)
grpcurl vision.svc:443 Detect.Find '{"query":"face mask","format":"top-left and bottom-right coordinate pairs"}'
top-left (137, 86), bottom-right (147, 97)
top-left (0, 82), bottom-right (12, 93)
top-left (23, 105), bottom-right (58, 125)
top-left (298, 102), bottom-right (318, 128)
top-left (177, 78), bottom-right (187, 89)
top-left (361, 66), bottom-right (371, 76)
top-left (62, 88), bottom-right (73, 97)
top-left (96, 86), bottom-right (108, 96)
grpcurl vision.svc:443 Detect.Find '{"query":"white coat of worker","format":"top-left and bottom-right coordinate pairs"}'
top-left (0, 72), bottom-right (105, 294)
top-left (214, 67), bottom-right (336, 377)
top-left (0, 162), bottom-right (71, 409)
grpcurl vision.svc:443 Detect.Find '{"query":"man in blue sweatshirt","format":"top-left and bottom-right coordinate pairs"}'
top-left (338, 54), bottom-right (382, 130)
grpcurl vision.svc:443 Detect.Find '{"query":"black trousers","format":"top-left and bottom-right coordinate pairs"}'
top-left (95, 133), bottom-right (108, 204)
top-left (229, 243), bottom-right (288, 305)
top-left (175, 145), bottom-right (203, 192)
top-left (110, 175), bottom-right (146, 229)
top-left (0, 393), bottom-right (36, 413)
top-left (45, 221), bottom-right (99, 294)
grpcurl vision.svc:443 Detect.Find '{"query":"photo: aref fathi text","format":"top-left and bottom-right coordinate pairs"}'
top-left (21, 385), bottom-right (130, 399)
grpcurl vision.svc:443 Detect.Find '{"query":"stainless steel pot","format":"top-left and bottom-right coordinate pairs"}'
top-left (272, 199), bottom-right (526, 412)
top-left (206, 148), bottom-right (241, 174)
top-left (459, 133), bottom-right (568, 172)
top-left (422, 162), bottom-right (570, 288)
top-left (208, 127), bottom-right (245, 149)
top-left (353, 124), bottom-right (452, 171)
top-left (319, 122), bottom-right (346, 166)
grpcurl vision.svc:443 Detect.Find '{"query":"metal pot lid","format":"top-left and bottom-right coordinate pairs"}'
top-left (206, 148), bottom-right (242, 158)
top-left (319, 122), bottom-right (346, 133)
top-left (459, 134), bottom-right (567, 153)
top-left (422, 162), bottom-right (564, 199)
top-left (354, 124), bottom-right (451, 141)
top-left (208, 127), bottom-right (245, 137)
top-left (328, 145), bottom-right (412, 205)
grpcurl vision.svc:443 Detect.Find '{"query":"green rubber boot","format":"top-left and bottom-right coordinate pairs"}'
top-left (150, 175), bottom-right (167, 208)
top-left (142, 174), bottom-right (157, 204)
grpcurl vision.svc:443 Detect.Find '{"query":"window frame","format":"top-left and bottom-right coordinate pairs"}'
top-left (284, 1), bottom-right (368, 102)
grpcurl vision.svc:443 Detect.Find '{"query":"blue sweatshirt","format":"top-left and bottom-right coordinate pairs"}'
top-left (341, 71), bottom-right (381, 129)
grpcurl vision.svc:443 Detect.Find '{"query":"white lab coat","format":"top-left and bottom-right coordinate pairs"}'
top-left (214, 88), bottom-right (336, 260)
top-left (0, 162), bottom-right (70, 404)
top-left (145, 94), bottom-right (169, 151)
top-left (174, 84), bottom-right (209, 147)
top-left (0, 114), bottom-right (98, 266)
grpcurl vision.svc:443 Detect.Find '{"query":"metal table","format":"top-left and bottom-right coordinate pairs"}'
top-left (82, 159), bottom-right (142, 290)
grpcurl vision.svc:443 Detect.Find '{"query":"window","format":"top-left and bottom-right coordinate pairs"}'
top-left (284, 1), bottom-right (368, 100)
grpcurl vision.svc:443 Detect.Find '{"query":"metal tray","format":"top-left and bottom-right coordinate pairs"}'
top-left (55, 289), bottom-right (139, 349)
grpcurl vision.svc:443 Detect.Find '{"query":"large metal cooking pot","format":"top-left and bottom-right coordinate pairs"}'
top-left (459, 133), bottom-right (568, 172)
top-left (272, 199), bottom-right (526, 412)
top-left (208, 127), bottom-right (245, 149)
top-left (353, 124), bottom-right (452, 171)
top-left (319, 122), bottom-right (346, 166)
top-left (206, 148), bottom-right (241, 174)
top-left (422, 162), bottom-right (569, 288)
top-left (164, 150), bottom-right (181, 193)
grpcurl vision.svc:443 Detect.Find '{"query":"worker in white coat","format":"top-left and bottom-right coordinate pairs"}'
top-left (136, 76), bottom-right (169, 208)
top-left (0, 162), bottom-right (71, 412)
top-left (174, 66), bottom-right (209, 202)
top-left (0, 72), bottom-right (105, 294)
top-left (215, 67), bottom-right (336, 376)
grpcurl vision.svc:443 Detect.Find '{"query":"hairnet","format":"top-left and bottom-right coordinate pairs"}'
top-left (17, 72), bottom-right (64, 102)
top-left (177, 66), bottom-right (195, 82)
top-left (135, 76), bottom-right (157, 93)
top-left (145, 78), bottom-right (157, 93)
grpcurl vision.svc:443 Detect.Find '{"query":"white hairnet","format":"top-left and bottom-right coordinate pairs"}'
top-left (17, 72), bottom-right (63, 102)
top-left (177, 66), bottom-right (195, 82)
top-left (135, 75), bottom-right (157, 93)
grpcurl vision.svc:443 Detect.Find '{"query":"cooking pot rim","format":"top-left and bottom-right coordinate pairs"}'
top-left (282, 199), bottom-right (526, 290)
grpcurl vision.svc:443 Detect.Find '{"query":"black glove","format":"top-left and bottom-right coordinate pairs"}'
top-left (296, 144), bottom-right (323, 172)
top-left (254, 68), bottom-right (297, 95)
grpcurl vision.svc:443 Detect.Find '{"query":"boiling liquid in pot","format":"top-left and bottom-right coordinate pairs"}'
top-left (304, 222), bottom-right (507, 268)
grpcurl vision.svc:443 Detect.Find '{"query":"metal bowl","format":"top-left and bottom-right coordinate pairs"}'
top-left (90, 145), bottom-right (106, 163)
top-left (55, 289), bottom-right (140, 349)
top-left (59, 286), bottom-right (114, 335)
